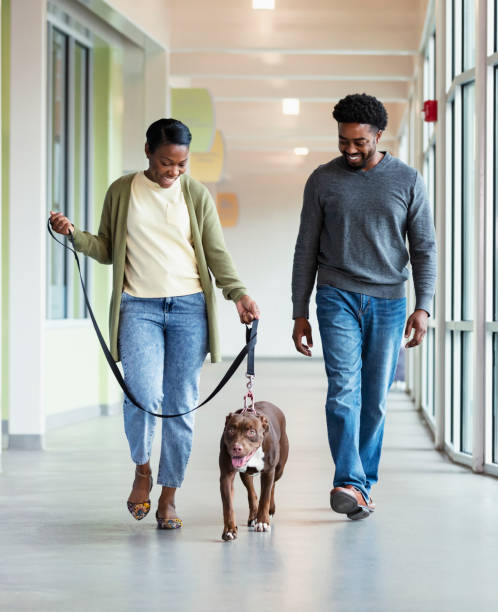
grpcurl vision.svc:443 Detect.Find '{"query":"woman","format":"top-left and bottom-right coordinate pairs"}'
top-left (50, 118), bottom-right (259, 529)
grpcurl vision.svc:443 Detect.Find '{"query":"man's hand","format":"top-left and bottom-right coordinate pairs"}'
top-left (292, 317), bottom-right (313, 357)
top-left (404, 309), bottom-right (429, 348)
top-left (236, 295), bottom-right (260, 324)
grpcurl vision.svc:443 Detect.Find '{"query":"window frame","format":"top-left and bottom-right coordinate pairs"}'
top-left (46, 15), bottom-right (93, 321)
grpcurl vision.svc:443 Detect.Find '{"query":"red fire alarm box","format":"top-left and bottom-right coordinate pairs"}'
top-left (423, 100), bottom-right (438, 122)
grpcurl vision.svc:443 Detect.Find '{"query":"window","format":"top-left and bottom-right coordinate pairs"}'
top-left (461, 82), bottom-right (475, 322)
top-left (446, 70), bottom-right (475, 455)
top-left (462, 0), bottom-right (475, 71)
top-left (46, 22), bottom-right (91, 319)
top-left (421, 30), bottom-right (437, 421)
top-left (492, 64), bottom-right (498, 463)
top-left (459, 81), bottom-right (475, 453)
top-left (451, 0), bottom-right (476, 78)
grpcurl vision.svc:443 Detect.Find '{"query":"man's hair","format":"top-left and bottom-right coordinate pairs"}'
top-left (332, 94), bottom-right (388, 131)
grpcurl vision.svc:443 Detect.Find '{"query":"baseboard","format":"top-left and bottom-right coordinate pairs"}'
top-left (100, 402), bottom-right (121, 417)
top-left (46, 401), bottom-right (122, 430)
top-left (2, 419), bottom-right (9, 450)
top-left (8, 434), bottom-right (44, 450)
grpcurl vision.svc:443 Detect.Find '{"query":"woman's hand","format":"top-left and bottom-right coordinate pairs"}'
top-left (49, 210), bottom-right (74, 236)
top-left (236, 295), bottom-right (260, 324)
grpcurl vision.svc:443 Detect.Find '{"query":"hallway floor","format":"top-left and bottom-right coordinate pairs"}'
top-left (1, 360), bottom-right (497, 612)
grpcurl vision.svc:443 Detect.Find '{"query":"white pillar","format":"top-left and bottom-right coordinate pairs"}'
top-left (472, 0), bottom-right (487, 472)
top-left (8, 0), bottom-right (46, 449)
top-left (434, 0), bottom-right (447, 451)
top-left (0, 0), bottom-right (3, 468)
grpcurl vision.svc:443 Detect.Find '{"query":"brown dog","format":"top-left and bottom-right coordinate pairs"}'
top-left (219, 401), bottom-right (289, 541)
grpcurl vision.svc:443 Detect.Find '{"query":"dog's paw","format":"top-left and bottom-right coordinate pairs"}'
top-left (222, 528), bottom-right (238, 541)
top-left (254, 522), bottom-right (271, 532)
top-left (248, 518), bottom-right (257, 528)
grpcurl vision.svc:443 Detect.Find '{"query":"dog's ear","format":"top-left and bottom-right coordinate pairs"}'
top-left (258, 414), bottom-right (269, 433)
top-left (225, 413), bottom-right (234, 427)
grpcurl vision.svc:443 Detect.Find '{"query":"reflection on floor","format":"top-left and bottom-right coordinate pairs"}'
top-left (1, 360), bottom-right (497, 612)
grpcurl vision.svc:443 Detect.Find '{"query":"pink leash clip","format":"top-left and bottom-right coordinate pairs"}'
top-left (242, 374), bottom-right (256, 414)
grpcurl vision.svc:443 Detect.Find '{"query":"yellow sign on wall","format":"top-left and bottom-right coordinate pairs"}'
top-left (216, 193), bottom-right (239, 228)
top-left (171, 88), bottom-right (215, 153)
top-left (189, 130), bottom-right (225, 183)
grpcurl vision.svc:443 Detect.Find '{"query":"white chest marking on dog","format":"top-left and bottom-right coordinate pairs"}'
top-left (238, 446), bottom-right (265, 473)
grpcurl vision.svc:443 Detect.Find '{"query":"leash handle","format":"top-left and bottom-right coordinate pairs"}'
top-left (47, 219), bottom-right (258, 419)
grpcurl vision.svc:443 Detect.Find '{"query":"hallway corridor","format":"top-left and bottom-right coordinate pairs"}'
top-left (1, 360), bottom-right (497, 612)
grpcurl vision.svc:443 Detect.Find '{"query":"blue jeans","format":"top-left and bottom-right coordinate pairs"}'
top-left (316, 285), bottom-right (406, 502)
top-left (118, 291), bottom-right (208, 488)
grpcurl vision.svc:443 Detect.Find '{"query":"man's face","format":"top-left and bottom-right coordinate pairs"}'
top-left (338, 123), bottom-right (382, 170)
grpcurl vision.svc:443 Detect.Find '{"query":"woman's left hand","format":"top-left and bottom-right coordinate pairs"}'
top-left (236, 295), bottom-right (260, 324)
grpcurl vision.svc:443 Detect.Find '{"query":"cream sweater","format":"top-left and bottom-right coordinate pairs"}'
top-left (123, 171), bottom-right (202, 297)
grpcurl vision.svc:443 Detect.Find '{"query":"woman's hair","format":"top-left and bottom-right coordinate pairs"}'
top-left (332, 94), bottom-right (388, 131)
top-left (146, 118), bottom-right (192, 152)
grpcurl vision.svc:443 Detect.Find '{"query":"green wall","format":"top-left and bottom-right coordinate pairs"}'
top-left (93, 41), bottom-right (123, 406)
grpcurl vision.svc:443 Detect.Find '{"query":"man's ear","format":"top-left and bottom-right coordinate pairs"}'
top-left (258, 414), bottom-right (269, 433)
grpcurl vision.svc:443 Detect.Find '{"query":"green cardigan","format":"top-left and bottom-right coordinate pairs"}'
top-left (72, 173), bottom-right (247, 363)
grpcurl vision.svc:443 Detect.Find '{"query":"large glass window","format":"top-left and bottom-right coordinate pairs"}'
top-left (462, 0), bottom-right (475, 71)
top-left (46, 24), bottom-right (91, 319)
top-left (451, 0), bottom-right (476, 77)
top-left (492, 65), bottom-right (498, 463)
top-left (459, 82), bottom-right (475, 453)
top-left (421, 30), bottom-right (437, 421)
top-left (461, 82), bottom-right (475, 321)
top-left (447, 74), bottom-right (475, 455)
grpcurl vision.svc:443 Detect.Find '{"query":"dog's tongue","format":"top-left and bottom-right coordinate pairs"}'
top-left (231, 456), bottom-right (246, 468)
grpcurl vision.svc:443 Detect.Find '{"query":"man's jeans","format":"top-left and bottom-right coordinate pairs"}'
top-left (118, 291), bottom-right (208, 488)
top-left (316, 285), bottom-right (406, 502)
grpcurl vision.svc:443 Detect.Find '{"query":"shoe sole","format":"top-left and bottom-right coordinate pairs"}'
top-left (330, 490), bottom-right (371, 521)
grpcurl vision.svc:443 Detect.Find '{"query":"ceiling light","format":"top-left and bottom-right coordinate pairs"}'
top-left (253, 0), bottom-right (275, 8)
top-left (294, 147), bottom-right (309, 156)
top-left (283, 98), bottom-right (300, 115)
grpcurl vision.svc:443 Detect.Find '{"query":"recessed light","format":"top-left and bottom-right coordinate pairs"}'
top-left (294, 147), bottom-right (309, 156)
top-left (253, 0), bottom-right (275, 8)
top-left (283, 98), bottom-right (300, 115)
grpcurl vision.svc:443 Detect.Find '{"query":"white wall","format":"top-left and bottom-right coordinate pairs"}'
top-left (106, 0), bottom-right (170, 49)
top-left (212, 150), bottom-right (329, 359)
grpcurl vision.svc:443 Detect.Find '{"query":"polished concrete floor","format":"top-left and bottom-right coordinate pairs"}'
top-left (1, 360), bottom-right (498, 612)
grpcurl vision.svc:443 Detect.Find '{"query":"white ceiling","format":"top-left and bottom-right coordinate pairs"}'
top-left (169, 0), bottom-right (429, 156)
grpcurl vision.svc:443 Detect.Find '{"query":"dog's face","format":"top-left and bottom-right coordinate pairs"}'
top-left (223, 412), bottom-right (269, 470)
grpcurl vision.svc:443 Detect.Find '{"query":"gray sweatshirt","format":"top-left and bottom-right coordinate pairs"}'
top-left (292, 152), bottom-right (437, 318)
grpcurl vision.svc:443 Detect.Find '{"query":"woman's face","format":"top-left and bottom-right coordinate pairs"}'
top-left (145, 142), bottom-right (189, 188)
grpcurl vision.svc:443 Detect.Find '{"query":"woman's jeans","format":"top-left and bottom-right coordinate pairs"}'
top-left (118, 291), bottom-right (208, 488)
top-left (316, 285), bottom-right (406, 503)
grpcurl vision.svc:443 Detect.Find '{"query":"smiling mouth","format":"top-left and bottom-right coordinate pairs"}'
top-left (231, 449), bottom-right (257, 469)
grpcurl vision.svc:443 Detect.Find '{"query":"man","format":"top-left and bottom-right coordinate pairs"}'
top-left (292, 93), bottom-right (436, 520)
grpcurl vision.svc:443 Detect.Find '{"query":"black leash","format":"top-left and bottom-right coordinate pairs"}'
top-left (47, 220), bottom-right (258, 419)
